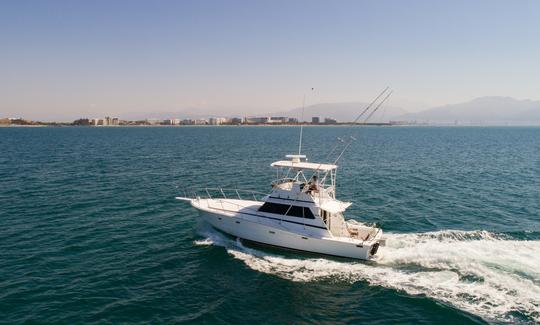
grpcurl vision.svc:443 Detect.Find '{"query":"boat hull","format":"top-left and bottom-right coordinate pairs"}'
top-left (198, 208), bottom-right (376, 260)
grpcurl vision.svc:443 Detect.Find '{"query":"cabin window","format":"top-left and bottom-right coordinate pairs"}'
top-left (258, 202), bottom-right (315, 219)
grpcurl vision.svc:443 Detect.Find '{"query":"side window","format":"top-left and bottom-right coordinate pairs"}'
top-left (258, 202), bottom-right (289, 215)
top-left (258, 202), bottom-right (315, 219)
top-left (286, 205), bottom-right (303, 217)
top-left (303, 207), bottom-right (315, 219)
top-left (285, 206), bottom-right (315, 219)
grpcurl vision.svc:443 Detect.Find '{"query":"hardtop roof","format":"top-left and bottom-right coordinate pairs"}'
top-left (270, 160), bottom-right (338, 172)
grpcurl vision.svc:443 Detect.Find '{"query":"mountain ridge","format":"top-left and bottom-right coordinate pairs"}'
top-left (397, 96), bottom-right (540, 124)
top-left (118, 96), bottom-right (540, 125)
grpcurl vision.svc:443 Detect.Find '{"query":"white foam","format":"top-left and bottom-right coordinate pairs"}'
top-left (193, 238), bottom-right (214, 246)
top-left (195, 229), bottom-right (540, 323)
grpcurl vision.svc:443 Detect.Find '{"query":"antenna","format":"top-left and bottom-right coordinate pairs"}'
top-left (298, 88), bottom-right (314, 155)
top-left (298, 94), bottom-right (305, 155)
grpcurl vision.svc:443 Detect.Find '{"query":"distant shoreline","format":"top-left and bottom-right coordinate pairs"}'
top-left (2, 124), bottom-right (540, 128)
top-left (0, 123), bottom-right (395, 127)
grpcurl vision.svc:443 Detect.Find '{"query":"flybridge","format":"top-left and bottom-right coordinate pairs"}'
top-left (270, 154), bottom-right (338, 200)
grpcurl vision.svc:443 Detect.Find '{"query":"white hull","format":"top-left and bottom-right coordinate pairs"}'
top-left (178, 145), bottom-right (386, 260)
top-left (197, 205), bottom-right (378, 260)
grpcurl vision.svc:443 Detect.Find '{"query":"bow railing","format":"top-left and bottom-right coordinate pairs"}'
top-left (177, 187), bottom-right (268, 202)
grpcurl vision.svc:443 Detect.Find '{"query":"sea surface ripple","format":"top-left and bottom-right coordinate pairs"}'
top-left (0, 126), bottom-right (539, 324)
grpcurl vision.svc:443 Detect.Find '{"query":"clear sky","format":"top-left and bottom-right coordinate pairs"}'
top-left (1, 0), bottom-right (539, 120)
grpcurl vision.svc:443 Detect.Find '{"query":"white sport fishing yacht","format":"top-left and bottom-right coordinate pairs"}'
top-left (178, 88), bottom-right (392, 260)
top-left (177, 153), bottom-right (386, 260)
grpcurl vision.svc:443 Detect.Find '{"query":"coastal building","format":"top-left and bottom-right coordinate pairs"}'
top-left (230, 117), bottom-right (243, 124)
top-left (288, 118), bottom-right (299, 124)
top-left (164, 118), bottom-right (181, 125)
top-left (90, 117), bottom-right (119, 126)
top-left (182, 119), bottom-right (208, 125)
top-left (209, 117), bottom-right (228, 125)
top-left (324, 117), bottom-right (337, 124)
top-left (243, 116), bottom-right (288, 124)
top-left (269, 117), bottom-right (288, 124)
top-left (146, 118), bottom-right (162, 125)
top-left (72, 118), bottom-right (90, 126)
top-left (244, 116), bottom-right (270, 124)
top-left (312, 117), bottom-right (320, 124)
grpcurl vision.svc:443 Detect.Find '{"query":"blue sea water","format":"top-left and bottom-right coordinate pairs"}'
top-left (0, 126), bottom-right (539, 324)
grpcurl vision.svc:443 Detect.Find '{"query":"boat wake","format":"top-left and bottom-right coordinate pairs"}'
top-left (194, 228), bottom-right (540, 323)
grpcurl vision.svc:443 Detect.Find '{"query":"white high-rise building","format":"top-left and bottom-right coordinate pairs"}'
top-left (209, 117), bottom-right (228, 125)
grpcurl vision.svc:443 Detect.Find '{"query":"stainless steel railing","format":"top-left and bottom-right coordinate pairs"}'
top-left (178, 187), bottom-right (268, 202)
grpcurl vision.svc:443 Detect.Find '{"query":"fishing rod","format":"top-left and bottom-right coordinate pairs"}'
top-left (324, 137), bottom-right (346, 161)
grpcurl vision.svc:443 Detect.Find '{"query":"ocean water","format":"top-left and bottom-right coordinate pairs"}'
top-left (1, 126), bottom-right (539, 324)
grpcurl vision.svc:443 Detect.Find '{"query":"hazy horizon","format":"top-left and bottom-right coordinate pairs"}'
top-left (2, 1), bottom-right (540, 121)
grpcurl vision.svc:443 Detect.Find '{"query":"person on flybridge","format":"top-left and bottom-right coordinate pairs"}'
top-left (308, 175), bottom-right (319, 193)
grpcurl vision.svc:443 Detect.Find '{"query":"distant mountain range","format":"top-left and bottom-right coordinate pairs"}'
top-left (273, 102), bottom-right (408, 123)
top-left (121, 96), bottom-right (540, 125)
top-left (398, 96), bottom-right (540, 124)
top-left (279, 96), bottom-right (540, 125)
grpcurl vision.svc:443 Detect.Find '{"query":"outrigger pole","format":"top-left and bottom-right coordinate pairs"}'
top-left (312, 87), bottom-right (393, 190)
top-left (323, 86), bottom-right (391, 162)
top-left (350, 86), bottom-right (390, 125)
top-left (333, 88), bottom-right (393, 165)
top-left (363, 90), bottom-right (393, 123)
